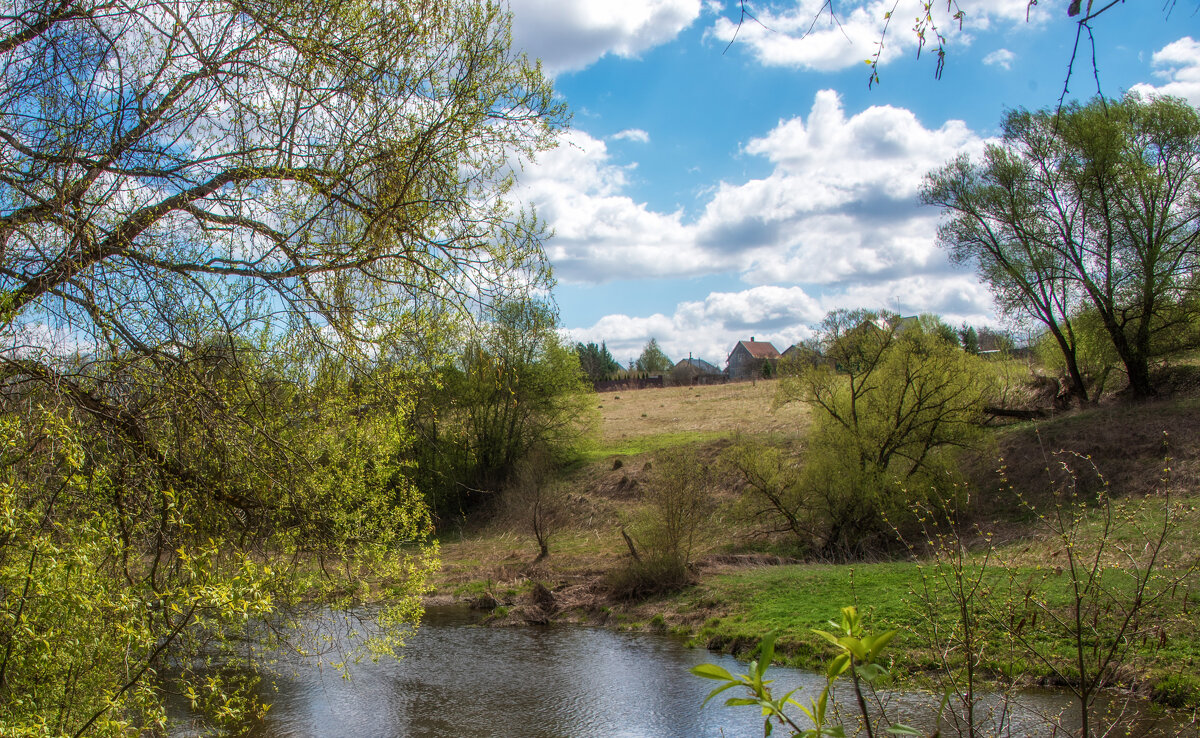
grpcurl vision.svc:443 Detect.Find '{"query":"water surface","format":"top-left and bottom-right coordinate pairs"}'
top-left (170, 607), bottom-right (1188, 737)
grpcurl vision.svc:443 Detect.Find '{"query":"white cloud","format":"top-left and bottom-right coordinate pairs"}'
top-left (1130, 36), bottom-right (1200, 106)
top-left (522, 91), bottom-right (996, 351)
top-left (612, 128), bottom-right (651, 143)
top-left (514, 129), bottom-right (731, 282)
top-left (695, 90), bottom-right (986, 285)
top-left (983, 48), bottom-right (1015, 70)
top-left (508, 0), bottom-right (702, 74)
top-left (521, 90), bottom-right (985, 287)
top-left (567, 285), bottom-right (824, 365)
top-left (706, 0), bottom-right (1043, 72)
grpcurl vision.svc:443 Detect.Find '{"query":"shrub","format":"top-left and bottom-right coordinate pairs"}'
top-left (609, 447), bottom-right (715, 597)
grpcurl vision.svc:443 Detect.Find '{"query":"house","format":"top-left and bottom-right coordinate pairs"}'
top-left (671, 356), bottom-right (723, 385)
top-left (726, 337), bottom-right (781, 380)
top-left (780, 343), bottom-right (829, 371)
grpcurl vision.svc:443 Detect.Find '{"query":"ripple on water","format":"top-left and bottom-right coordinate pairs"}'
top-left (168, 607), bottom-right (1190, 738)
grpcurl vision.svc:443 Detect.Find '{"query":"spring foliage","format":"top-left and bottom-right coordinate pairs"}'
top-left (0, 0), bottom-right (561, 732)
top-left (774, 310), bottom-right (993, 558)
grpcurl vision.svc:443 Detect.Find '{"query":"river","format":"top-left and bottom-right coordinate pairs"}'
top-left (168, 607), bottom-right (1191, 737)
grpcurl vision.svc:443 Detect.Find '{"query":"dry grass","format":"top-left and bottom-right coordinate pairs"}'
top-left (594, 380), bottom-right (810, 444)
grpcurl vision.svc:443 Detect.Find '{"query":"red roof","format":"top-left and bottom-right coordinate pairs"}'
top-left (736, 340), bottom-right (780, 359)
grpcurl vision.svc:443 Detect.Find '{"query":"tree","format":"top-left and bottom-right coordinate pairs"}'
top-left (925, 95), bottom-right (1200, 399)
top-left (918, 313), bottom-right (960, 347)
top-left (576, 341), bottom-right (620, 383)
top-left (0, 0), bottom-right (562, 731)
top-left (503, 445), bottom-right (565, 562)
top-left (611, 447), bottom-right (715, 596)
top-left (776, 310), bottom-right (994, 558)
top-left (959, 324), bottom-right (980, 354)
top-left (412, 297), bottom-right (594, 517)
top-left (634, 338), bottom-right (672, 373)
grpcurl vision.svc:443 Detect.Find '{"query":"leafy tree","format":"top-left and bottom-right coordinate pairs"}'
top-left (1035, 307), bottom-right (1122, 399)
top-left (576, 341), bottom-right (621, 383)
top-left (412, 298), bottom-right (594, 517)
top-left (634, 338), bottom-right (673, 373)
top-left (917, 313), bottom-right (961, 347)
top-left (959, 324), bottom-right (980, 354)
top-left (926, 95), bottom-right (1200, 399)
top-left (776, 310), bottom-right (993, 558)
top-left (0, 0), bottom-right (561, 731)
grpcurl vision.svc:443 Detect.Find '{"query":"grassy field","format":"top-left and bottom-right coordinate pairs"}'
top-left (587, 380), bottom-right (810, 457)
top-left (431, 373), bottom-right (1200, 713)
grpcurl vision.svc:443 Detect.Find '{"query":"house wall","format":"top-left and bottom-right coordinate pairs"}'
top-left (727, 345), bottom-right (762, 380)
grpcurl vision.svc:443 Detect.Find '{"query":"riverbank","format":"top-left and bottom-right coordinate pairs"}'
top-left (427, 379), bottom-right (1200, 718)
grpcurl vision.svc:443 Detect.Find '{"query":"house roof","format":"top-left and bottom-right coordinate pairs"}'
top-left (782, 344), bottom-right (818, 357)
top-left (734, 340), bottom-right (781, 360)
top-left (674, 357), bottom-right (721, 374)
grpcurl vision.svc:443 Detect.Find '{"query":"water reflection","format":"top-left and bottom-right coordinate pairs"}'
top-left (168, 607), bottom-right (1189, 737)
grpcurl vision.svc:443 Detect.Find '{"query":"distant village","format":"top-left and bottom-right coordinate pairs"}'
top-left (580, 315), bottom-right (1020, 391)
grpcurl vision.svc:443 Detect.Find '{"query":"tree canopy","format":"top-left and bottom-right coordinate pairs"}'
top-left (576, 340), bottom-right (621, 383)
top-left (0, 0), bottom-right (564, 732)
top-left (635, 337), bottom-right (672, 373)
top-left (924, 94), bottom-right (1200, 400)
top-left (775, 309), bottom-right (993, 558)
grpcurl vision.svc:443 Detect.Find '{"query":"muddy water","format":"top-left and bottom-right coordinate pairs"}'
top-left (169, 607), bottom-right (1189, 737)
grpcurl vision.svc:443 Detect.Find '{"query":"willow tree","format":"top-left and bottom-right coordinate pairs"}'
top-left (0, 0), bottom-right (563, 733)
top-left (926, 95), bottom-right (1200, 400)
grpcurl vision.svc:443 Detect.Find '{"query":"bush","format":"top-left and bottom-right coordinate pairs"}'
top-left (609, 447), bottom-right (715, 597)
top-left (776, 310), bottom-right (993, 558)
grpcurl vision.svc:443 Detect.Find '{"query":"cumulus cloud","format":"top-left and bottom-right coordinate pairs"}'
top-left (508, 0), bottom-right (702, 74)
top-left (707, 0), bottom-right (1042, 72)
top-left (983, 48), bottom-right (1015, 70)
top-left (520, 90), bottom-right (985, 287)
top-left (1130, 36), bottom-right (1200, 106)
top-left (612, 128), bottom-right (651, 143)
top-left (521, 91), bottom-right (994, 354)
top-left (567, 285), bottom-right (824, 365)
top-left (514, 129), bottom-right (731, 282)
top-left (697, 89), bottom-right (986, 285)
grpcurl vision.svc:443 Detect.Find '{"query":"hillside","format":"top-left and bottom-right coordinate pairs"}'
top-left (431, 374), bottom-right (1200, 714)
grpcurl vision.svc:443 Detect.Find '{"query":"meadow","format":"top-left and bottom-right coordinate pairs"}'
top-left (434, 367), bottom-right (1200, 717)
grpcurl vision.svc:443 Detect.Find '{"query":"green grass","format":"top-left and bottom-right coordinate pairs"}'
top-left (676, 562), bottom-right (924, 669)
top-left (580, 430), bottom-right (728, 461)
top-left (666, 547), bottom-right (1200, 708)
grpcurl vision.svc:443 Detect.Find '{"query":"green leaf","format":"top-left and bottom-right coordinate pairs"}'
top-left (866, 629), bottom-right (897, 656)
top-left (757, 632), bottom-right (778, 676)
top-left (842, 637), bottom-right (868, 661)
top-left (691, 663), bottom-right (735, 681)
top-left (700, 681), bottom-right (739, 707)
top-left (886, 725), bottom-right (923, 736)
top-left (855, 663), bottom-right (888, 683)
top-left (812, 629), bottom-right (841, 648)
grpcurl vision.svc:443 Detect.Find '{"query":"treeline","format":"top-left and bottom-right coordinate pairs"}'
top-left (407, 299), bottom-right (594, 520)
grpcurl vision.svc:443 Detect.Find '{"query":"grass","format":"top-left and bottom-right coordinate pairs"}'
top-left (666, 538), bottom-right (1200, 703)
top-left (431, 371), bottom-right (1200, 712)
top-left (594, 380), bottom-right (810, 447)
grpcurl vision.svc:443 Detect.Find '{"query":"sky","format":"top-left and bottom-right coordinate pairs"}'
top-left (502, 0), bottom-right (1200, 369)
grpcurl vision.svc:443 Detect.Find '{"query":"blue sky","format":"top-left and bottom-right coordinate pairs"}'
top-left (503, 0), bottom-right (1200, 368)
